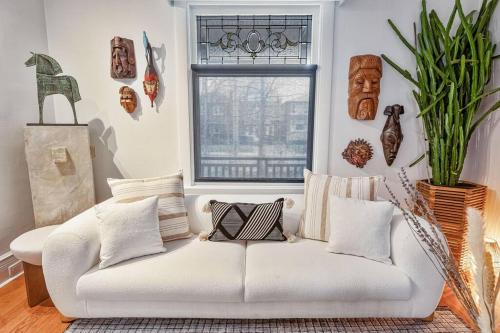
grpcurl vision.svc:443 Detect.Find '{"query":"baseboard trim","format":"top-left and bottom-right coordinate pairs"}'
top-left (0, 251), bottom-right (15, 261)
top-left (0, 252), bottom-right (23, 287)
top-left (0, 272), bottom-right (24, 288)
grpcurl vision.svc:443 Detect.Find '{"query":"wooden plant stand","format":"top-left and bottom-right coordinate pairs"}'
top-left (416, 180), bottom-right (487, 270)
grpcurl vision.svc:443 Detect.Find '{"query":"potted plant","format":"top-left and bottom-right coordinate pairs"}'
top-left (381, 0), bottom-right (500, 265)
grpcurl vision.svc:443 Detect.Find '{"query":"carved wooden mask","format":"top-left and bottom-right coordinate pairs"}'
top-left (119, 86), bottom-right (137, 113)
top-left (143, 31), bottom-right (159, 107)
top-left (111, 36), bottom-right (136, 79)
top-left (348, 55), bottom-right (382, 120)
top-left (380, 104), bottom-right (404, 166)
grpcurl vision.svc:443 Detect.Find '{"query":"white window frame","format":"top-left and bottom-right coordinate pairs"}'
top-left (179, 0), bottom-right (337, 194)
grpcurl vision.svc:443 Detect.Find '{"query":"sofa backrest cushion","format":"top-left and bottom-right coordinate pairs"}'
top-left (185, 194), bottom-right (304, 235)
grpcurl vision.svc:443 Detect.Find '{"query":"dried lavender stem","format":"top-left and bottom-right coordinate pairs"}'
top-left (384, 169), bottom-right (482, 328)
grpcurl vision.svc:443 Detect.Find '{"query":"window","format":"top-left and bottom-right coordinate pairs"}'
top-left (192, 14), bottom-right (317, 183)
top-left (197, 15), bottom-right (312, 64)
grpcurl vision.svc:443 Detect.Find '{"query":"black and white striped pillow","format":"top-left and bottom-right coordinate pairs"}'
top-left (208, 198), bottom-right (286, 241)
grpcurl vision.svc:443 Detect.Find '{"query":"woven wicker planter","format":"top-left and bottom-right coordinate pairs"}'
top-left (416, 180), bottom-right (487, 269)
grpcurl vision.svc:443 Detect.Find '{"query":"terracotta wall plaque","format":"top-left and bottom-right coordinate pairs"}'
top-left (342, 138), bottom-right (373, 168)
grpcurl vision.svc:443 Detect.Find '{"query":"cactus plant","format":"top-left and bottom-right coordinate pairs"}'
top-left (382, 0), bottom-right (500, 186)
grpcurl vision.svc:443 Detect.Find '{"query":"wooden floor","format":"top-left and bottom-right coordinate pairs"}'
top-left (0, 275), bottom-right (497, 333)
top-left (438, 283), bottom-right (500, 333)
top-left (0, 275), bottom-right (68, 333)
top-left (439, 284), bottom-right (477, 330)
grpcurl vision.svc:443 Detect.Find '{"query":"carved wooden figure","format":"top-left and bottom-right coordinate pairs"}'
top-left (119, 86), bottom-right (137, 113)
top-left (111, 36), bottom-right (136, 79)
top-left (342, 138), bottom-right (373, 168)
top-left (348, 55), bottom-right (382, 120)
top-left (381, 104), bottom-right (404, 166)
top-left (143, 31), bottom-right (160, 107)
top-left (25, 53), bottom-right (81, 124)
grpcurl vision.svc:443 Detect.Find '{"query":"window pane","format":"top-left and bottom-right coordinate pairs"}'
top-left (195, 75), bottom-right (312, 182)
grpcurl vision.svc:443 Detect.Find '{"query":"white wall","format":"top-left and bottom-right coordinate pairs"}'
top-left (0, 0), bottom-right (54, 255)
top-left (329, 0), bottom-right (499, 238)
top-left (462, 6), bottom-right (500, 239)
top-left (329, 0), bottom-right (476, 190)
top-left (44, 0), bottom-right (183, 202)
top-left (43, 0), bottom-right (500, 236)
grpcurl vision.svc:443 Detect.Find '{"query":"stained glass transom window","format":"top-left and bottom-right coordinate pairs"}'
top-left (196, 15), bottom-right (312, 64)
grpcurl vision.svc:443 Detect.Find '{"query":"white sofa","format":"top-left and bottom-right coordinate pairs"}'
top-left (42, 194), bottom-right (444, 319)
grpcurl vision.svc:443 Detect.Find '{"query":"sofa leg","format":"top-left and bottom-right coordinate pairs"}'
top-left (60, 313), bottom-right (77, 323)
top-left (422, 312), bottom-right (434, 322)
top-left (23, 262), bottom-right (50, 307)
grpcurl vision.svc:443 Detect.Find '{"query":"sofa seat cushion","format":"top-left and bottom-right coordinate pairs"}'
top-left (245, 239), bottom-right (412, 302)
top-left (77, 237), bottom-right (245, 302)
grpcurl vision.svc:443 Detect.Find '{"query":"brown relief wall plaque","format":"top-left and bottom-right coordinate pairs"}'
top-left (111, 36), bottom-right (136, 79)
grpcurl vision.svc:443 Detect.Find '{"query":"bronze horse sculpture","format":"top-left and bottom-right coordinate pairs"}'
top-left (25, 53), bottom-right (81, 124)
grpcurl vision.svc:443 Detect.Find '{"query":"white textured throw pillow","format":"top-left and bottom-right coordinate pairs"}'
top-left (97, 196), bottom-right (166, 269)
top-left (326, 196), bottom-right (394, 264)
top-left (107, 172), bottom-right (191, 242)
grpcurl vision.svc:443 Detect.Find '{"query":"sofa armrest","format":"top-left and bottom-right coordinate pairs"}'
top-left (42, 203), bottom-right (105, 317)
top-left (390, 211), bottom-right (445, 317)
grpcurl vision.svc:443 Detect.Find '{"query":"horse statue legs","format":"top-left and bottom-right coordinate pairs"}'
top-left (37, 88), bottom-right (79, 124)
top-left (64, 76), bottom-right (81, 124)
top-left (69, 100), bottom-right (78, 124)
top-left (38, 94), bottom-right (45, 124)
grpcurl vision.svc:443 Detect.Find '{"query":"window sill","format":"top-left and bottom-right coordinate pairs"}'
top-left (184, 183), bottom-right (304, 195)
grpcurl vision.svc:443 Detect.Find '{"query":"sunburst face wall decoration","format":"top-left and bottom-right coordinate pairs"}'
top-left (342, 138), bottom-right (373, 168)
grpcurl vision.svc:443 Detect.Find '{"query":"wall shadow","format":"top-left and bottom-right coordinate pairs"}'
top-left (152, 43), bottom-right (167, 113)
top-left (464, 116), bottom-right (499, 185)
top-left (129, 91), bottom-right (143, 121)
top-left (114, 77), bottom-right (137, 86)
top-left (88, 118), bottom-right (123, 202)
top-left (463, 107), bottom-right (500, 239)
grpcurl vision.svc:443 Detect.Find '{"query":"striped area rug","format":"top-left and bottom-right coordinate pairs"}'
top-left (66, 309), bottom-right (471, 332)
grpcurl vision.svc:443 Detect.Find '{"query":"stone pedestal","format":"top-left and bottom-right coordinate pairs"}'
top-left (24, 125), bottom-right (95, 228)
